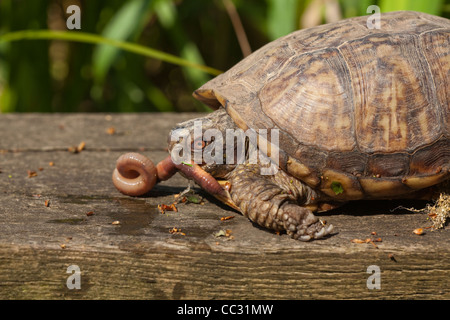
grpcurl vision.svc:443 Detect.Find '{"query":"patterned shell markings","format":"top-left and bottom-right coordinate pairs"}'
top-left (194, 11), bottom-right (450, 200)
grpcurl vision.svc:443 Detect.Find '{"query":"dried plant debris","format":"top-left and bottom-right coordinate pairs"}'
top-left (214, 229), bottom-right (234, 240)
top-left (220, 216), bottom-right (235, 221)
top-left (158, 190), bottom-right (204, 214)
top-left (169, 227), bottom-right (186, 236)
top-left (27, 170), bottom-right (38, 178)
top-left (395, 193), bottom-right (450, 230)
top-left (106, 127), bottom-right (116, 135)
top-left (174, 189), bottom-right (204, 205)
top-left (388, 253), bottom-right (397, 262)
top-left (158, 203), bottom-right (178, 214)
top-left (425, 193), bottom-right (450, 229)
top-left (351, 233), bottom-right (382, 248)
top-left (68, 141), bottom-right (86, 153)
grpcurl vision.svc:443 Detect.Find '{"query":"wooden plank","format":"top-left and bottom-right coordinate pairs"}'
top-left (0, 113), bottom-right (449, 299)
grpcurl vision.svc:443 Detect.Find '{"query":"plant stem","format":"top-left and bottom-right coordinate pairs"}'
top-left (0, 30), bottom-right (223, 76)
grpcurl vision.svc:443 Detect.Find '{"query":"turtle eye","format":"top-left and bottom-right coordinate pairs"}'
top-left (192, 138), bottom-right (206, 150)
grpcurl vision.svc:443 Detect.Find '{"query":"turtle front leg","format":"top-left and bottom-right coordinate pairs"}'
top-left (225, 164), bottom-right (334, 241)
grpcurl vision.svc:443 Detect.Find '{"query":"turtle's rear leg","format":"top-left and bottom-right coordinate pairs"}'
top-left (225, 164), bottom-right (334, 241)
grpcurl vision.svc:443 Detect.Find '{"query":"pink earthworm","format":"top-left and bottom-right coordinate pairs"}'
top-left (174, 161), bottom-right (226, 197)
top-left (112, 153), bottom-right (158, 196)
top-left (112, 152), bottom-right (226, 198)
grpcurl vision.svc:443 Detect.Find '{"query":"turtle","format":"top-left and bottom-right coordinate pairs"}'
top-left (112, 11), bottom-right (450, 241)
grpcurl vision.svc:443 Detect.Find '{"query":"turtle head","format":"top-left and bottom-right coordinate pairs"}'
top-left (166, 107), bottom-right (241, 211)
top-left (167, 107), bottom-right (239, 178)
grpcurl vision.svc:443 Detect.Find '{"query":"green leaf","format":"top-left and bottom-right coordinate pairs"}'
top-left (340, 0), bottom-right (375, 17)
top-left (154, 0), bottom-right (211, 111)
top-left (0, 30), bottom-right (222, 76)
top-left (0, 83), bottom-right (16, 113)
top-left (92, 0), bottom-right (152, 84)
top-left (146, 86), bottom-right (174, 112)
top-left (186, 195), bottom-right (202, 204)
top-left (182, 161), bottom-right (193, 167)
top-left (331, 181), bottom-right (344, 195)
top-left (154, 0), bottom-right (176, 28)
top-left (180, 42), bottom-right (210, 89)
top-left (267, 0), bottom-right (299, 40)
top-left (379, 0), bottom-right (444, 15)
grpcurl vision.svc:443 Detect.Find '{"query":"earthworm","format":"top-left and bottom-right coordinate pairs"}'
top-left (112, 152), bottom-right (158, 196)
top-left (113, 153), bottom-right (225, 198)
top-left (156, 155), bottom-right (178, 181)
top-left (174, 161), bottom-right (226, 197)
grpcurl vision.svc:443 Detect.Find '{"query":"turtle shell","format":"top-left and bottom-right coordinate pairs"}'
top-left (193, 11), bottom-right (450, 200)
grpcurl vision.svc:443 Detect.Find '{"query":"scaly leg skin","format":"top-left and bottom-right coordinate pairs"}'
top-left (225, 164), bottom-right (334, 241)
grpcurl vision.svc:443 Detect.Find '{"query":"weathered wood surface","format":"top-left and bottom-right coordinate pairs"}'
top-left (0, 113), bottom-right (449, 300)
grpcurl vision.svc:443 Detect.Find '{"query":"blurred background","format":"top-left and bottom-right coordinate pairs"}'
top-left (0, 0), bottom-right (448, 113)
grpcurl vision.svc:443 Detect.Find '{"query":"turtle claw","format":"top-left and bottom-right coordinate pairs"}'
top-left (281, 203), bottom-right (335, 241)
top-left (299, 235), bottom-right (311, 241)
top-left (314, 224), bottom-right (334, 239)
top-left (296, 224), bottom-right (334, 241)
top-left (314, 226), bottom-right (326, 239)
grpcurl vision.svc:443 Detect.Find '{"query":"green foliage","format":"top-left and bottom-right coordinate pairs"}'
top-left (331, 181), bottom-right (344, 195)
top-left (267, 0), bottom-right (300, 40)
top-left (92, 0), bottom-right (152, 85)
top-left (0, 0), bottom-right (448, 113)
top-left (379, 0), bottom-right (444, 15)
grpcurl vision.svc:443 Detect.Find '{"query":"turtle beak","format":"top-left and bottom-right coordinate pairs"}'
top-left (166, 123), bottom-right (240, 212)
top-left (173, 160), bottom-right (240, 212)
top-left (214, 180), bottom-right (240, 212)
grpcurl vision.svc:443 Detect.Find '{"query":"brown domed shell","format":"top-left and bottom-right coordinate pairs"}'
top-left (194, 11), bottom-right (450, 200)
